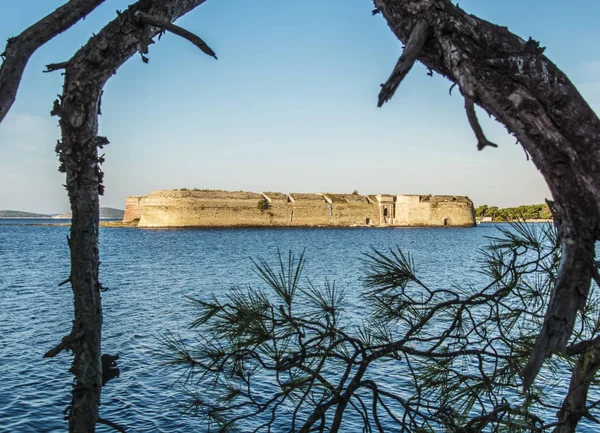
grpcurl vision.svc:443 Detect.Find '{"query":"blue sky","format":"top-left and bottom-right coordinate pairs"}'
top-left (1, 0), bottom-right (599, 213)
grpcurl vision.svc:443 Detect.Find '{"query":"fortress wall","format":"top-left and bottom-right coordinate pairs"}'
top-left (138, 192), bottom-right (285, 227)
top-left (288, 193), bottom-right (334, 226)
top-left (393, 199), bottom-right (431, 226)
top-left (130, 191), bottom-right (475, 228)
top-left (139, 204), bottom-right (287, 227)
top-left (122, 196), bottom-right (145, 222)
top-left (135, 191), bottom-right (380, 228)
top-left (329, 203), bottom-right (379, 226)
top-left (392, 195), bottom-right (475, 227)
top-left (429, 200), bottom-right (475, 226)
top-left (283, 193), bottom-right (378, 227)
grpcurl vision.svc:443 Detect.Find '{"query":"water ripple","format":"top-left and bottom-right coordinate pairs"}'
top-left (2, 223), bottom-right (592, 431)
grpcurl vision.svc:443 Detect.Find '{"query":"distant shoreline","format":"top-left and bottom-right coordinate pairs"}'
top-left (0, 217), bottom-right (67, 219)
top-left (0, 217), bottom-right (118, 220)
top-left (0, 220), bottom-right (554, 228)
top-left (0, 207), bottom-right (124, 220)
top-left (477, 219), bottom-right (552, 223)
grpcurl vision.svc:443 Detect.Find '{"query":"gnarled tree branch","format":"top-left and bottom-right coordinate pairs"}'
top-left (0, 0), bottom-right (106, 124)
top-left (554, 339), bottom-right (600, 433)
top-left (377, 19), bottom-right (429, 107)
top-left (523, 236), bottom-right (595, 391)
top-left (43, 329), bottom-right (85, 358)
top-left (464, 96), bottom-right (499, 151)
top-left (135, 11), bottom-right (217, 59)
top-left (44, 61), bottom-right (69, 73)
top-left (374, 0), bottom-right (600, 396)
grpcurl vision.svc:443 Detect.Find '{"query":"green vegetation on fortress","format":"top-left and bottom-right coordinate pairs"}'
top-left (123, 189), bottom-right (476, 228)
top-left (475, 204), bottom-right (552, 221)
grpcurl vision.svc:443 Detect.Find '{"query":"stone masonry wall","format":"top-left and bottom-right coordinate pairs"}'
top-left (126, 190), bottom-right (475, 228)
top-left (393, 195), bottom-right (474, 227)
top-left (134, 190), bottom-right (379, 228)
top-left (122, 196), bottom-right (145, 222)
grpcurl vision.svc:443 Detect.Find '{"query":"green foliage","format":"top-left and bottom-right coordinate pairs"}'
top-left (475, 204), bottom-right (488, 218)
top-left (162, 223), bottom-right (600, 432)
top-left (257, 199), bottom-right (271, 211)
top-left (475, 204), bottom-right (553, 221)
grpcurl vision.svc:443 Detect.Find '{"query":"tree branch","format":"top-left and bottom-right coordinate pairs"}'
top-left (0, 0), bottom-right (106, 124)
top-left (567, 335), bottom-right (600, 357)
top-left (378, 20), bottom-right (429, 107)
top-left (98, 417), bottom-right (126, 432)
top-left (44, 329), bottom-right (85, 358)
top-left (523, 236), bottom-right (595, 391)
top-left (135, 11), bottom-right (217, 59)
top-left (44, 61), bottom-right (69, 73)
top-left (376, 1), bottom-right (600, 396)
top-left (554, 343), bottom-right (600, 433)
top-left (464, 97), bottom-right (499, 151)
top-left (52, 1), bottom-right (210, 429)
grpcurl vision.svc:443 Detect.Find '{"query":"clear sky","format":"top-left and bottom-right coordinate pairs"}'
top-left (1, 0), bottom-right (599, 213)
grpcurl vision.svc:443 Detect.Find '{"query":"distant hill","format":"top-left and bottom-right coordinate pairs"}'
top-left (0, 210), bottom-right (51, 218)
top-left (50, 208), bottom-right (124, 219)
top-left (0, 208), bottom-right (124, 219)
top-left (100, 207), bottom-right (124, 219)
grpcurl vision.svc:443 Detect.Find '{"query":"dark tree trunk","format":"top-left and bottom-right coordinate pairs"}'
top-left (554, 341), bottom-right (600, 433)
top-left (374, 0), bottom-right (600, 396)
top-left (56, 60), bottom-right (106, 432)
top-left (48, 0), bottom-right (210, 431)
top-left (0, 0), bottom-right (106, 124)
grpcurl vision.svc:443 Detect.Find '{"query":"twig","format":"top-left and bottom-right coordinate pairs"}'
top-left (44, 61), bottom-right (69, 73)
top-left (449, 82), bottom-right (457, 95)
top-left (135, 11), bottom-right (217, 59)
top-left (378, 20), bottom-right (429, 107)
top-left (464, 97), bottom-right (499, 151)
top-left (44, 329), bottom-right (84, 358)
top-left (58, 277), bottom-right (71, 287)
top-left (98, 417), bottom-right (126, 432)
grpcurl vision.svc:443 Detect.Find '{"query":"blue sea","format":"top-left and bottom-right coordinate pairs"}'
top-left (0, 221), bottom-right (591, 432)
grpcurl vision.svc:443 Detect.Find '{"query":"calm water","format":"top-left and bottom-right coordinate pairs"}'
top-left (0, 222), bottom-right (579, 432)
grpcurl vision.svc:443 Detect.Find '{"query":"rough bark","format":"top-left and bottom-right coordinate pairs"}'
top-left (50, 0), bottom-right (209, 431)
top-left (378, 19), bottom-right (429, 106)
top-left (374, 0), bottom-right (600, 401)
top-left (0, 0), bottom-right (106, 124)
top-left (554, 339), bottom-right (600, 432)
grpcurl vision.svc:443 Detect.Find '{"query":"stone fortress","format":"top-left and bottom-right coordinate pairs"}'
top-left (123, 190), bottom-right (476, 228)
